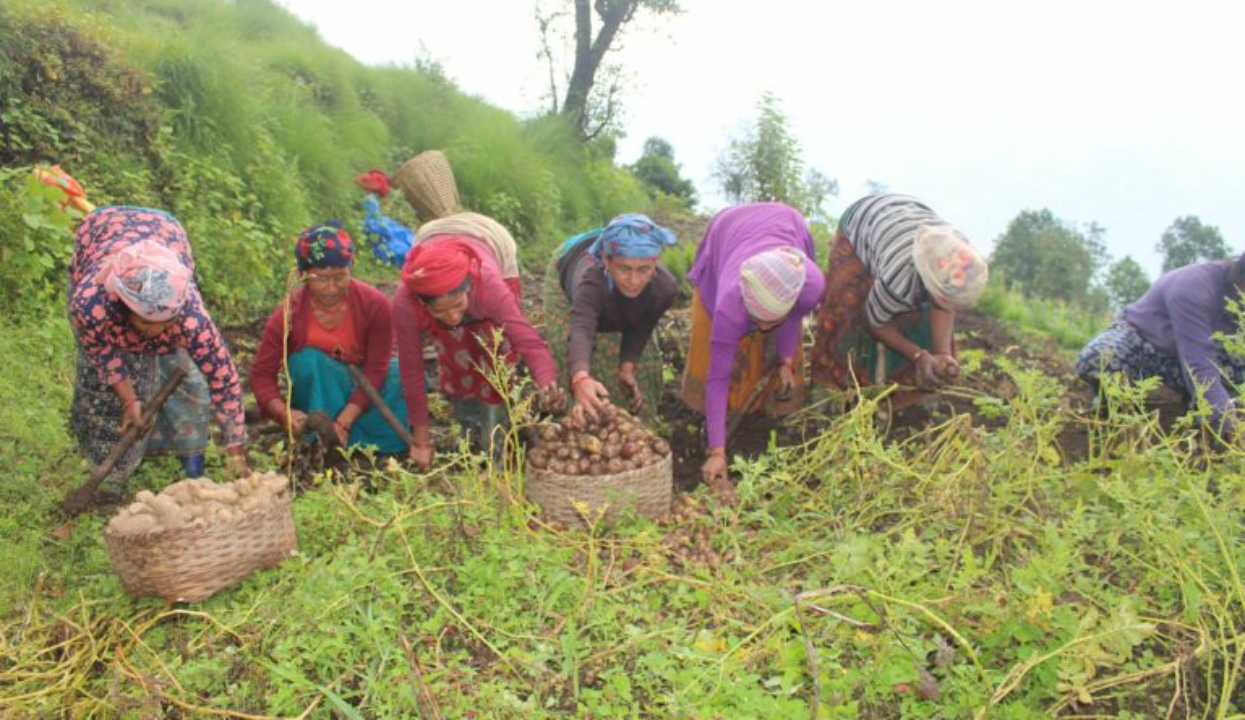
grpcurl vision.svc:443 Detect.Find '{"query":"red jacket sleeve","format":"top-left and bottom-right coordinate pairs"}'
top-left (393, 289), bottom-right (432, 429)
top-left (249, 303), bottom-right (292, 417)
top-left (348, 282), bottom-right (396, 411)
top-left (477, 269), bottom-right (558, 387)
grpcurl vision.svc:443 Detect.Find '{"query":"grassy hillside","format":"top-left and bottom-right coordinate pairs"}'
top-left (0, 0), bottom-right (652, 322)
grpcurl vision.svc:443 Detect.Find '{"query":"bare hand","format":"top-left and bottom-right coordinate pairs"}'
top-left (932, 353), bottom-right (960, 381)
top-left (120, 400), bottom-right (146, 434)
top-left (618, 364), bottom-right (644, 413)
top-left (332, 421), bottom-right (351, 446)
top-left (286, 409), bottom-right (308, 434)
top-left (570, 375), bottom-right (608, 423)
top-left (776, 361), bottom-right (796, 401)
top-left (539, 384), bottom-right (569, 415)
top-left (409, 443), bottom-right (433, 471)
top-left (913, 352), bottom-right (940, 387)
top-left (701, 452), bottom-right (738, 506)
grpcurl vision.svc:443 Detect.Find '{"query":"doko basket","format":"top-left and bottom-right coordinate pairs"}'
top-left (103, 489), bottom-right (298, 602)
top-left (392, 150), bottom-right (461, 220)
top-left (525, 454), bottom-right (672, 527)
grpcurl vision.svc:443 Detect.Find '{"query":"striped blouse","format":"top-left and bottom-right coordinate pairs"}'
top-left (839, 194), bottom-right (948, 327)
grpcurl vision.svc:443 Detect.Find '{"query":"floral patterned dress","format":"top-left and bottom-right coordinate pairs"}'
top-left (67, 207), bottom-right (246, 483)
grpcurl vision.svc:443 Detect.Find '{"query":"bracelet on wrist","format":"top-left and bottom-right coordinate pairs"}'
top-left (911, 349), bottom-right (928, 363)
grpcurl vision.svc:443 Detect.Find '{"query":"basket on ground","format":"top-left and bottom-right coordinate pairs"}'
top-left (103, 489), bottom-right (297, 602)
top-left (393, 150), bottom-right (460, 220)
top-left (525, 454), bottom-right (672, 527)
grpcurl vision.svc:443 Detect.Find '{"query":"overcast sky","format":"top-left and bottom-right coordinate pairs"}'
top-left (277, 0), bottom-right (1245, 278)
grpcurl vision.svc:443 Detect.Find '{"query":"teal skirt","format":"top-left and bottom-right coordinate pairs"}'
top-left (287, 348), bottom-right (409, 454)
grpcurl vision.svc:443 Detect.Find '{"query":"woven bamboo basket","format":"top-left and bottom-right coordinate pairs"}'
top-left (525, 454), bottom-right (672, 527)
top-left (392, 150), bottom-right (460, 220)
top-left (103, 490), bottom-right (298, 602)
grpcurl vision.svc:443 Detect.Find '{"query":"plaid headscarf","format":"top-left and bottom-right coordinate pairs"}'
top-left (295, 221), bottom-right (355, 272)
top-left (739, 247), bottom-right (808, 323)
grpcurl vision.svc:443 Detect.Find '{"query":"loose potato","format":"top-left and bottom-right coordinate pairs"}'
top-left (164, 481), bottom-right (195, 505)
top-left (261, 473), bottom-right (290, 494)
top-left (109, 511), bottom-right (160, 535)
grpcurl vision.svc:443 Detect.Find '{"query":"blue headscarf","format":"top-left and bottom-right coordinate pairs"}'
top-left (587, 214), bottom-right (676, 265)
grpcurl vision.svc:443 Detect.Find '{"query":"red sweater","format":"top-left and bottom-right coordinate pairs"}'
top-left (393, 239), bottom-right (557, 428)
top-left (250, 280), bottom-right (395, 417)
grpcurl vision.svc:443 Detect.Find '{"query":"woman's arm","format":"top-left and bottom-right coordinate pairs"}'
top-left (351, 286), bottom-right (396, 412)
top-left (248, 304), bottom-right (290, 419)
top-left (392, 291), bottom-right (432, 431)
top-left (182, 297), bottom-right (247, 448)
top-left (479, 272), bottom-right (558, 387)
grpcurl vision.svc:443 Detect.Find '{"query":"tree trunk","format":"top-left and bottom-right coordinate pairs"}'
top-left (561, 0), bottom-right (635, 136)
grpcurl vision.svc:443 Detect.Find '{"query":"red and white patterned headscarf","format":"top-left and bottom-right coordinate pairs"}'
top-left (96, 239), bottom-right (192, 321)
top-left (912, 225), bottom-right (988, 309)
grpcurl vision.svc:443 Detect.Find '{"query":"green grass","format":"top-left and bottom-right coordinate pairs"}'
top-left (975, 281), bottom-right (1112, 355)
top-left (3, 335), bottom-right (1244, 717)
top-left (3, 1), bottom-right (1243, 716)
top-left (0, 314), bottom-right (77, 618)
top-left (0, 0), bottom-right (651, 322)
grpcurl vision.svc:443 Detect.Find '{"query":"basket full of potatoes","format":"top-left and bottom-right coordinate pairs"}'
top-left (524, 404), bottom-right (672, 527)
top-left (103, 472), bottom-right (297, 602)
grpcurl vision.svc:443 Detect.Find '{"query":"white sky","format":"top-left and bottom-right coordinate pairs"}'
top-left (276, 0), bottom-right (1245, 278)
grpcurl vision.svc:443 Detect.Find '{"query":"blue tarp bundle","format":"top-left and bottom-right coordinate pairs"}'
top-left (360, 194), bottom-right (414, 267)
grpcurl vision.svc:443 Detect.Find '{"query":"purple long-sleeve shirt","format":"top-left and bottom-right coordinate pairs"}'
top-left (687, 203), bottom-right (825, 449)
top-left (1121, 260), bottom-right (1239, 425)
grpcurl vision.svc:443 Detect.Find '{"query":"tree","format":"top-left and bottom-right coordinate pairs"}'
top-left (712, 92), bottom-right (837, 222)
top-left (1156, 215), bottom-right (1230, 271)
top-left (1104, 256), bottom-right (1151, 309)
top-left (990, 209), bottom-right (1108, 304)
top-left (537, 0), bottom-right (681, 140)
top-left (630, 136), bottom-right (697, 206)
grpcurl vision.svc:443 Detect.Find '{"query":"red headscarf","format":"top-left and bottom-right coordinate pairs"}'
top-left (401, 236), bottom-right (482, 298)
top-left (355, 170), bottom-right (390, 198)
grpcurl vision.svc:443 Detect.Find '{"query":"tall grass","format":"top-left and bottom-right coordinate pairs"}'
top-left (0, 0), bottom-right (651, 320)
top-left (975, 280), bottom-right (1111, 354)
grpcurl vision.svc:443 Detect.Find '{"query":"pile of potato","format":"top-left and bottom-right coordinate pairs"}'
top-left (106, 472), bottom-right (290, 537)
top-left (662, 494), bottom-right (736, 570)
top-left (527, 404), bottom-right (671, 477)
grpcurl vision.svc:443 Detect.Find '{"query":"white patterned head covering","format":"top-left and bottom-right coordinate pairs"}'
top-left (912, 225), bottom-right (988, 309)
